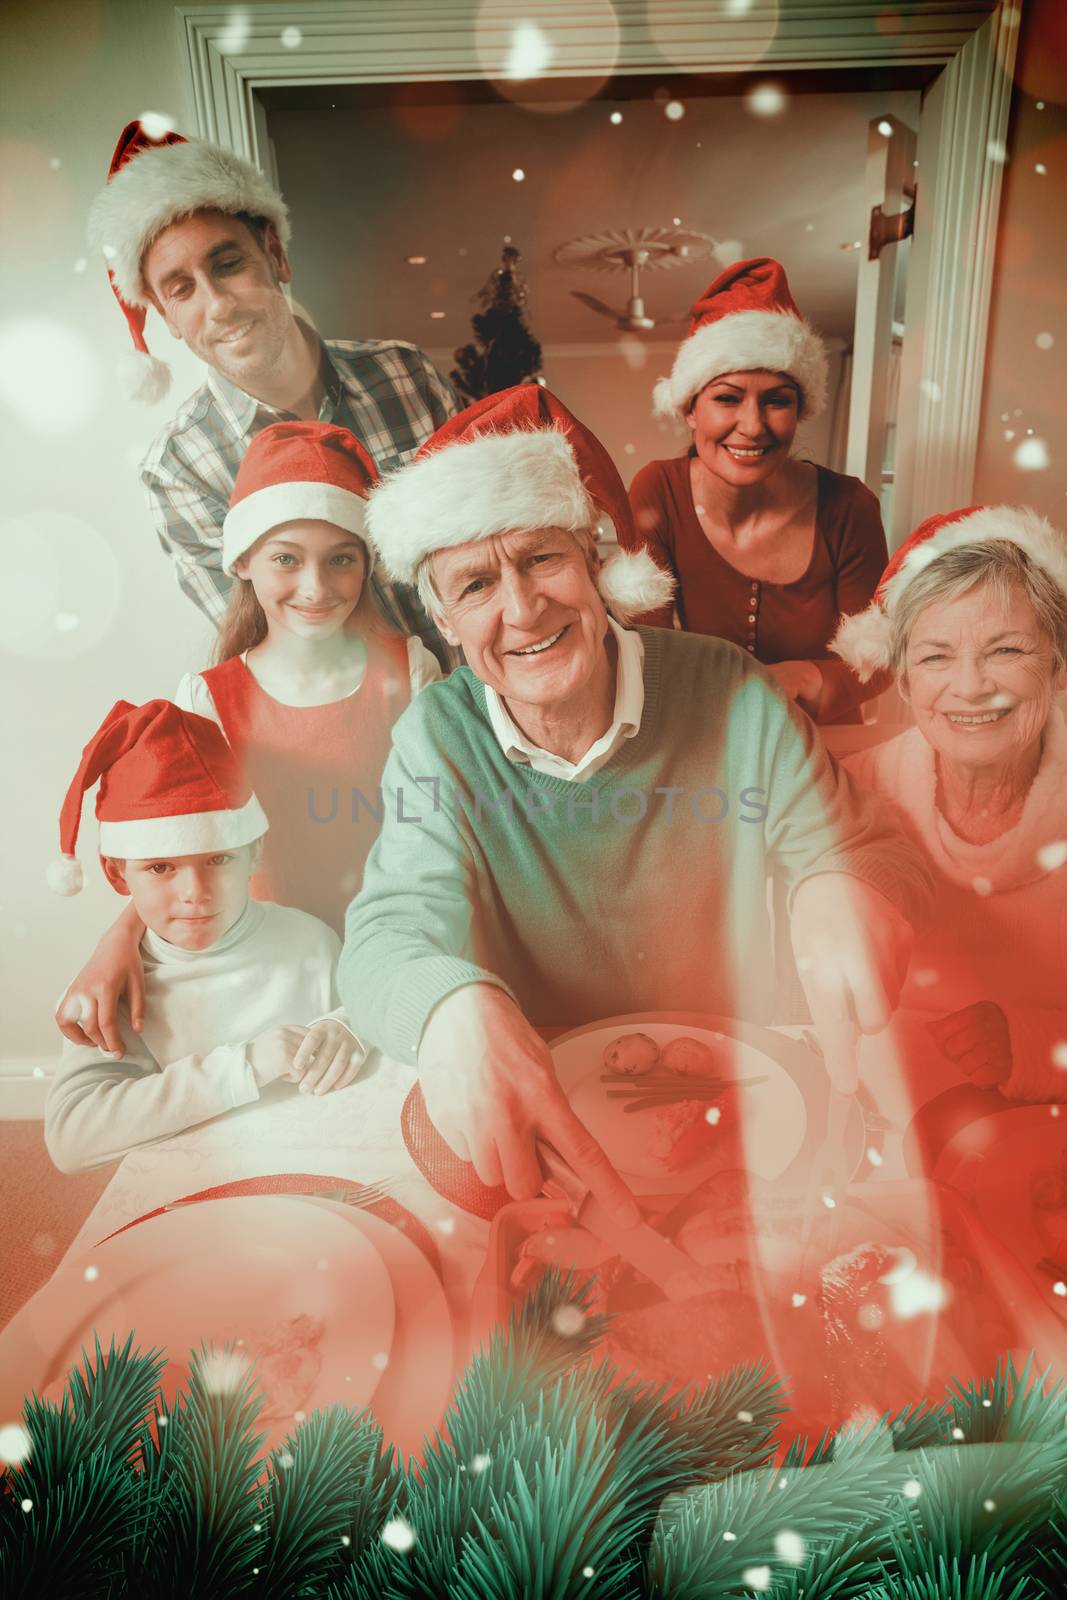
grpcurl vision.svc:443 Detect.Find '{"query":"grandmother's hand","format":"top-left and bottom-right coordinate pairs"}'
top-left (791, 873), bottom-right (914, 1091)
top-left (927, 1001), bottom-right (1012, 1088)
top-left (418, 983), bottom-right (640, 1224)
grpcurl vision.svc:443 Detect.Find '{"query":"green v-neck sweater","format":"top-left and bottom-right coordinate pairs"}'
top-left (338, 627), bottom-right (931, 1061)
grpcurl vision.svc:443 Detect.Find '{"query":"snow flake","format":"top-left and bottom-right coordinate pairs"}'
top-left (920, 379), bottom-right (943, 404)
top-left (952, 1426), bottom-right (965, 1440)
top-left (277, 1451), bottom-right (295, 1469)
top-left (1005, 430), bottom-right (1016, 441)
top-left (866, 1147), bottom-right (883, 1167)
top-left (743, 1565), bottom-right (772, 1590)
top-left (512, 168), bottom-right (526, 182)
top-left (281, 26), bottom-right (302, 49)
top-left (791, 1292), bottom-right (807, 1308)
top-left (20, 1498), bottom-right (32, 1513)
top-left (1052, 1280), bottom-right (1066, 1298)
top-left (982, 1397), bottom-right (993, 1407)
top-left (552, 1303), bottom-right (586, 1338)
top-left (371, 1351), bottom-right (390, 1371)
top-left (705, 1106), bottom-right (722, 1126)
top-left (437, 1216), bottom-right (455, 1235)
top-left (1051, 1042), bottom-right (1067, 1070)
top-left (986, 138), bottom-right (1008, 164)
top-left (0, 1424), bottom-right (31, 1465)
top-left (902, 1478), bottom-right (922, 1499)
top-left (664, 99), bottom-right (685, 122)
top-left (471, 1452), bottom-right (491, 1473)
top-left (858, 1303), bottom-right (884, 1332)
top-left (624, 442), bottom-right (636, 456)
top-left (253, 1522), bottom-right (262, 1532)
top-left (294, 1410), bottom-right (305, 1422)
top-left (382, 1517), bottom-right (416, 1553)
top-left (821, 1194), bottom-right (837, 1210)
top-left (84, 1264), bottom-right (99, 1282)
top-left (219, 10), bottom-right (252, 54)
top-left (1014, 437), bottom-right (1050, 471)
top-left (722, 1530), bottom-right (737, 1541)
top-left (201, 1349), bottom-right (251, 1395)
top-left (984, 1498), bottom-right (996, 1511)
top-left (610, 111), bottom-right (623, 125)
top-left (877, 120), bottom-right (893, 137)
top-left (1037, 841), bottom-right (1067, 872)
top-left (582, 1567), bottom-right (595, 1579)
top-left (505, 21), bottom-right (551, 80)
top-left (157, 1414), bottom-right (168, 1428)
top-left (1035, 163), bottom-right (1048, 176)
top-left (775, 1529), bottom-right (806, 1564)
top-left (972, 876), bottom-right (993, 897)
top-left (746, 83), bottom-right (786, 117)
top-left (890, 1268), bottom-right (949, 1318)
top-left (341, 1535), bottom-right (351, 1547)
top-left (1037, 332), bottom-right (1055, 351)
top-left (737, 1409), bottom-right (754, 1423)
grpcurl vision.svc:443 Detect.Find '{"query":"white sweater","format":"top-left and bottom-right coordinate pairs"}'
top-left (45, 900), bottom-right (356, 1172)
top-left (845, 709), bottom-right (1067, 1101)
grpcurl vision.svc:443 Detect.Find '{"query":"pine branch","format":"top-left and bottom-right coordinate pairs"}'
top-left (64, 1332), bottom-right (167, 1465)
top-left (136, 1343), bottom-right (267, 1600)
top-left (872, 1546), bottom-right (1034, 1600)
top-left (252, 1404), bottom-right (394, 1598)
top-left (0, 1446), bottom-right (139, 1600)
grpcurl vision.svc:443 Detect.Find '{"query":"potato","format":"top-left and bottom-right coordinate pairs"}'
top-left (661, 1035), bottom-right (719, 1077)
top-left (603, 1032), bottom-right (660, 1076)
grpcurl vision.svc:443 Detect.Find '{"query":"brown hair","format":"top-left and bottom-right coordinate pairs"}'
top-left (213, 552), bottom-right (397, 666)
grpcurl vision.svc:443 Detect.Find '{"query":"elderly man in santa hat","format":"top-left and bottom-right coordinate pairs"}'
top-left (87, 119), bottom-right (455, 664)
top-left (338, 386), bottom-right (933, 1220)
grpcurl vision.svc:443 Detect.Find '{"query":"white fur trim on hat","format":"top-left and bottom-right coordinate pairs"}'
top-left (653, 309), bottom-right (829, 421)
top-left (97, 793), bottom-right (269, 860)
top-left (89, 140), bottom-right (290, 306)
top-left (829, 607), bottom-right (894, 682)
top-left (365, 429), bottom-right (593, 586)
top-left (597, 548), bottom-right (675, 623)
top-left (223, 484), bottom-right (371, 573)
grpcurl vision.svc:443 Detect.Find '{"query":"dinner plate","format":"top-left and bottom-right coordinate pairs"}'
top-left (301, 1200), bottom-right (455, 1460)
top-left (552, 1020), bottom-right (808, 1192)
top-left (0, 1197), bottom-right (394, 1447)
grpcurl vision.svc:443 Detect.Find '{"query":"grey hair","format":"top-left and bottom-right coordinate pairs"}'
top-left (890, 539), bottom-right (1067, 676)
top-left (415, 525), bottom-right (600, 622)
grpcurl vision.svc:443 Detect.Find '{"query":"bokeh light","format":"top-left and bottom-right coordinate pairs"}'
top-left (138, 111), bottom-right (175, 140)
top-left (0, 512), bottom-right (122, 663)
top-left (218, 7), bottom-right (252, 54)
top-left (0, 318), bottom-right (101, 435)
top-left (649, 0), bottom-right (780, 71)
top-left (1014, 436), bottom-right (1049, 470)
top-left (476, 0), bottom-right (621, 113)
top-left (747, 82), bottom-right (787, 118)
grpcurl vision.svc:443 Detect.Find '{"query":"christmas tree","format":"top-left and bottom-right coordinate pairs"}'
top-left (451, 245), bottom-right (543, 401)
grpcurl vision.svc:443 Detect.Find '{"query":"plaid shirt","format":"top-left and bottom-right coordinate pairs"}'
top-left (140, 335), bottom-right (459, 664)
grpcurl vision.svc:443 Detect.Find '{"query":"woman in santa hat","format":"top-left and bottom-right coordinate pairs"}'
top-left (627, 258), bottom-right (888, 724)
top-left (56, 423), bottom-right (439, 1055)
top-left (832, 504), bottom-right (1067, 1101)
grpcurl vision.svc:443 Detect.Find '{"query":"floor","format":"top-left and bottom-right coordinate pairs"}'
top-left (0, 1121), bottom-right (112, 1330)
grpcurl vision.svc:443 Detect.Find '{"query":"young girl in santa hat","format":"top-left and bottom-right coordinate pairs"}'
top-left (56, 422), bottom-right (438, 1054)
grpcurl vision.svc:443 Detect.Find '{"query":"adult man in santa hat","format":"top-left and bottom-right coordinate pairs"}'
top-left (339, 386), bottom-right (933, 1218)
top-left (87, 120), bottom-right (456, 664)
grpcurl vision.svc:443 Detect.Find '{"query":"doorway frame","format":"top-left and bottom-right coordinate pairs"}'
top-left (175, 0), bottom-right (1021, 546)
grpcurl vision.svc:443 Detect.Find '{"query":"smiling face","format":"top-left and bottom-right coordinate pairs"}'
top-left (686, 369), bottom-right (800, 486)
top-left (429, 527), bottom-right (610, 711)
top-left (103, 845), bottom-right (256, 951)
top-left (902, 581), bottom-right (1064, 773)
top-left (142, 209), bottom-right (294, 387)
top-left (234, 519), bottom-right (368, 640)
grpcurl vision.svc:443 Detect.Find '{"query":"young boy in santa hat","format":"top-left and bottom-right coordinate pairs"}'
top-left (44, 699), bottom-right (364, 1173)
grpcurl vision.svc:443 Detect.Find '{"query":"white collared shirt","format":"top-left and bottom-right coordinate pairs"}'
top-left (483, 617), bottom-right (645, 783)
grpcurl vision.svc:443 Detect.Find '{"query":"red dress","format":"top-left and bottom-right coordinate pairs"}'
top-left (200, 635), bottom-right (411, 932)
top-left (626, 457), bottom-right (890, 723)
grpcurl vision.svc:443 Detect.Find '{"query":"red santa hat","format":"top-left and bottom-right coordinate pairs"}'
top-left (223, 422), bottom-right (378, 573)
top-left (831, 504), bottom-right (1067, 681)
top-left (364, 385), bottom-right (675, 623)
top-left (653, 257), bottom-right (829, 422)
top-left (87, 118), bottom-right (290, 405)
top-left (48, 700), bottom-right (269, 896)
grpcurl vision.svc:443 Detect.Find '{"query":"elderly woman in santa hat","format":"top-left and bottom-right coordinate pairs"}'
top-left (833, 505), bottom-right (1067, 1100)
top-left (337, 384), bottom-right (933, 1216)
top-left (627, 258), bottom-right (888, 724)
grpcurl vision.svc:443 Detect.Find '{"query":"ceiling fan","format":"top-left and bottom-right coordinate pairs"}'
top-left (554, 226), bottom-right (721, 333)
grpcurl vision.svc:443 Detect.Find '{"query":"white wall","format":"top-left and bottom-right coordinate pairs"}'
top-left (0, 0), bottom-right (275, 1068)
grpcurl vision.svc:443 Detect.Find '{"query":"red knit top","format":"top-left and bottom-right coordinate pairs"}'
top-left (626, 456), bottom-right (889, 723)
top-left (200, 634), bottom-right (411, 932)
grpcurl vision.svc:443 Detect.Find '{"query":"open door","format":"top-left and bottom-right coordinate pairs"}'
top-left (845, 114), bottom-right (918, 530)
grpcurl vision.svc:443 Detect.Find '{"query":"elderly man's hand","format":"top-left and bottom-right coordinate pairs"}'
top-left (927, 1002), bottom-right (1012, 1088)
top-left (791, 873), bottom-right (914, 1091)
top-left (418, 983), bottom-right (640, 1225)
